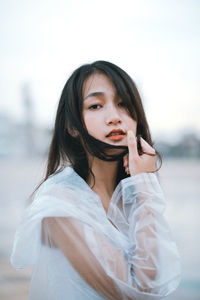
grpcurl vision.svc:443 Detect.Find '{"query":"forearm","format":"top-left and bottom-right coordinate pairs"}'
top-left (42, 217), bottom-right (131, 300)
top-left (108, 172), bottom-right (181, 295)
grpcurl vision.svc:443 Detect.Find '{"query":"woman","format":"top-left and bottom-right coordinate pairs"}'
top-left (11, 61), bottom-right (181, 299)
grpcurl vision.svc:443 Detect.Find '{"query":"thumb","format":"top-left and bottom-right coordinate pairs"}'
top-left (140, 137), bottom-right (156, 155)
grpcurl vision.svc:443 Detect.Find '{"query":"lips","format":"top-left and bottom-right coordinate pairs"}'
top-left (106, 129), bottom-right (126, 141)
top-left (106, 129), bottom-right (126, 137)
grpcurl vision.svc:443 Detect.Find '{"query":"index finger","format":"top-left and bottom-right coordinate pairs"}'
top-left (127, 130), bottom-right (139, 159)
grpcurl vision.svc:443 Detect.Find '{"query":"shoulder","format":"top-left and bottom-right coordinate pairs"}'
top-left (34, 166), bottom-right (82, 200)
top-left (11, 167), bottom-right (97, 269)
top-left (36, 166), bottom-right (74, 194)
top-left (30, 166), bottom-right (95, 215)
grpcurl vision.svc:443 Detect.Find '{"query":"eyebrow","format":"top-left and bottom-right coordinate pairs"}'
top-left (83, 91), bottom-right (105, 101)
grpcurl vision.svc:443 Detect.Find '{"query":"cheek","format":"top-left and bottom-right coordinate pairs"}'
top-left (125, 117), bottom-right (137, 133)
top-left (83, 117), bottom-right (92, 132)
top-left (82, 111), bottom-right (90, 128)
top-left (83, 113), bottom-right (100, 135)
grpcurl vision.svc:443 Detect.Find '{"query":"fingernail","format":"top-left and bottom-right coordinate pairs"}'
top-left (127, 130), bottom-right (134, 137)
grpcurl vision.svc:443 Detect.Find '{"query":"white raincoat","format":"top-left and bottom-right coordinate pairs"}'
top-left (11, 166), bottom-right (181, 300)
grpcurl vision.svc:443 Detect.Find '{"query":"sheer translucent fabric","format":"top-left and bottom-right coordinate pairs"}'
top-left (11, 167), bottom-right (181, 300)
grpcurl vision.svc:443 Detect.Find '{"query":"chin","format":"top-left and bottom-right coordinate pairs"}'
top-left (107, 140), bottom-right (127, 147)
top-left (104, 147), bottom-right (127, 156)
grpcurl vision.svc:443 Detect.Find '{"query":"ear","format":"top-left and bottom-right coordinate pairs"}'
top-left (67, 124), bottom-right (79, 137)
top-left (71, 128), bottom-right (79, 137)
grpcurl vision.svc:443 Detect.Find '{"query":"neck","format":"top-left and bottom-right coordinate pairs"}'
top-left (87, 156), bottom-right (119, 199)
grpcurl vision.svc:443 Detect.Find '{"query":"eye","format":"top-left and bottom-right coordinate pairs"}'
top-left (118, 101), bottom-right (126, 108)
top-left (89, 104), bottom-right (101, 110)
top-left (118, 101), bottom-right (130, 114)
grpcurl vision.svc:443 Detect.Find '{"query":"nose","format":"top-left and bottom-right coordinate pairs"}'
top-left (106, 105), bottom-right (122, 125)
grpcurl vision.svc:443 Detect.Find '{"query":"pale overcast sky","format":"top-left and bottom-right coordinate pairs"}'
top-left (0, 0), bottom-right (199, 141)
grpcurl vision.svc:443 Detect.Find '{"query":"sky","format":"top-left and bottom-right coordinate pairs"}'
top-left (0, 0), bottom-right (199, 142)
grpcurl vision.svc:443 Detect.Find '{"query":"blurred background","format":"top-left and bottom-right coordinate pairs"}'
top-left (0, 0), bottom-right (199, 299)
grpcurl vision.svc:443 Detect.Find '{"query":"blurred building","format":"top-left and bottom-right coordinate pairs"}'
top-left (0, 83), bottom-right (52, 159)
top-left (156, 133), bottom-right (200, 159)
top-left (0, 113), bottom-right (51, 159)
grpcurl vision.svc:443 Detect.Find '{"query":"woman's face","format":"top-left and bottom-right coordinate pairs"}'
top-left (82, 73), bottom-right (137, 146)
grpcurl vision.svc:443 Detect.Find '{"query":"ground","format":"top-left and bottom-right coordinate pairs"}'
top-left (0, 158), bottom-right (200, 299)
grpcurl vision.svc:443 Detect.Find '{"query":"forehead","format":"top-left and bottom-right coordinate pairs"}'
top-left (82, 73), bottom-right (116, 98)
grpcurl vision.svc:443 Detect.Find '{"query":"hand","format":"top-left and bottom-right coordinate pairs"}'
top-left (123, 130), bottom-right (156, 176)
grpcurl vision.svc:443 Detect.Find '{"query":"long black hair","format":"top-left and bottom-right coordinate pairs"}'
top-left (38, 60), bottom-right (161, 190)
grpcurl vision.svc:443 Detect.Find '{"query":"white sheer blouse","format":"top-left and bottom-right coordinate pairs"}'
top-left (11, 166), bottom-right (181, 300)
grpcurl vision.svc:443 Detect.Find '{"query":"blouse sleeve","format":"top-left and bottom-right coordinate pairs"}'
top-left (40, 173), bottom-right (180, 300)
top-left (107, 172), bottom-right (181, 296)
